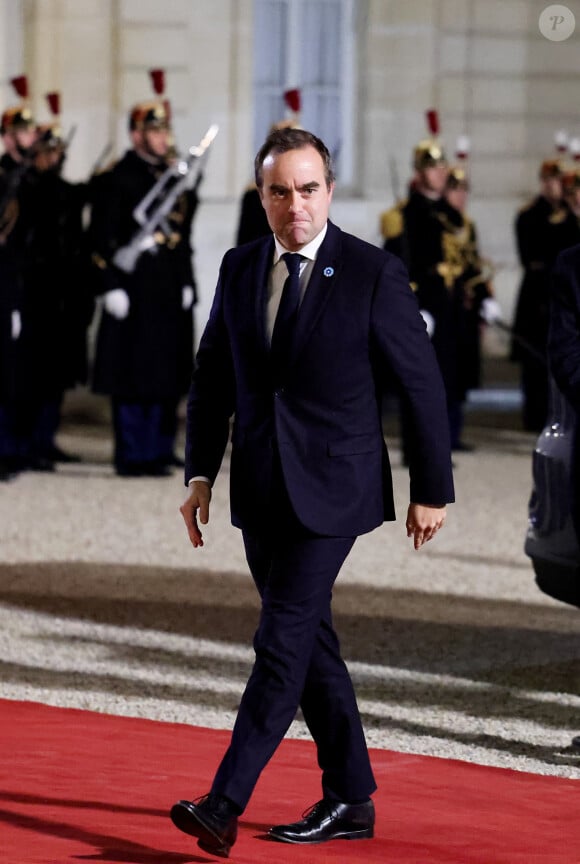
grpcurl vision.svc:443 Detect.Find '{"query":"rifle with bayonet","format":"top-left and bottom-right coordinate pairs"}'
top-left (112, 123), bottom-right (218, 274)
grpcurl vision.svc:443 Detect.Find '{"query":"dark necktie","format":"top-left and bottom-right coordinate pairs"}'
top-left (270, 252), bottom-right (302, 367)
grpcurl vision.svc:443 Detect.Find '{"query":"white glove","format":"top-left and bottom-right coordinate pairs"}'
top-left (11, 310), bottom-right (21, 340)
top-left (104, 288), bottom-right (130, 320)
top-left (419, 309), bottom-right (435, 339)
top-left (182, 285), bottom-right (195, 310)
top-left (480, 297), bottom-right (502, 325)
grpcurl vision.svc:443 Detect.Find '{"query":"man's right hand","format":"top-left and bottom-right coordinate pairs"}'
top-left (179, 480), bottom-right (211, 548)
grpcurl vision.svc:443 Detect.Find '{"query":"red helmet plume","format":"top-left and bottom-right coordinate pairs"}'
top-left (425, 109), bottom-right (439, 137)
top-left (45, 92), bottom-right (60, 116)
top-left (10, 75), bottom-right (29, 99)
top-left (149, 68), bottom-right (166, 96)
top-left (284, 88), bottom-right (301, 114)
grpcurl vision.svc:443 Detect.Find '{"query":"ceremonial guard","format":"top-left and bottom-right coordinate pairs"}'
top-left (441, 142), bottom-right (501, 445)
top-left (12, 93), bottom-right (88, 467)
top-left (0, 76), bottom-right (37, 478)
top-left (91, 73), bottom-right (199, 476)
top-left (512, 152), bottom-right (576, 431)
top-left (381, 112), bottom-right (479, 451)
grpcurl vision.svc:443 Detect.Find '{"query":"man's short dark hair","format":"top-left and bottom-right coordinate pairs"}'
top-left (254, 128), bottom-right (335, 189)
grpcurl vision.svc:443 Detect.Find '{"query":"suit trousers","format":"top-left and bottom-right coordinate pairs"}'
top-left (211, 456), bottom-right (377, 811)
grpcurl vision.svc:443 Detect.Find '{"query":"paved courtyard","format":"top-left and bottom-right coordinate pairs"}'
top-left (0, 386), bottom-right (578, 781)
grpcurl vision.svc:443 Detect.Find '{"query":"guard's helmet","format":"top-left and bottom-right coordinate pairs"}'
top-left (1, 105), bottom-right (35, 135)
top-left (129, 100), bottom-right (169, 131)
top-left (413, 139), bottom-right (447, 171)
top-left (539, 158), bottom-right (563, 179)
top-left (35, 122), bottom-right (64, 150)
top-left (446, 165), bottom-right (469, 190)
top-left (562, 168), bottom-right (580, 192)
top-left (413, 109), bottom-right (446, 171)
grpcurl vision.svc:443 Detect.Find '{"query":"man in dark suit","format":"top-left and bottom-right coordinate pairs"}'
top-left (90, 99), bottom-right (196, 476)
top-left (171, 127), bottom-right (454, 857)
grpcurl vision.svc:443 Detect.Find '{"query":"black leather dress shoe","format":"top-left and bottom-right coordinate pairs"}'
top-left (170, 794), bottom-right (238, 858)
top-left (269, 798), bottom-right (374, 844)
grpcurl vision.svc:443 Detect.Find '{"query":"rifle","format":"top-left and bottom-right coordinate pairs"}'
top-left (112, 124), bottom-right (218, 274)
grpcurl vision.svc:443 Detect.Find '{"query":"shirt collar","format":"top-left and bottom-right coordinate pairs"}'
top-left (273, 223), bottom-right (328, 265)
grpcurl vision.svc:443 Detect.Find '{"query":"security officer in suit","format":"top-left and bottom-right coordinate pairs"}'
top-left (512, 158), bottom-right (576, 431)
top-left (170, 127), bottom-right (454, 857)
top-left (90, 100), bottom-right (197, 476)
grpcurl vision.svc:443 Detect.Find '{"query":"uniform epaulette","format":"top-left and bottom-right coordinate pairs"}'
top-left (380, 201), bottom-right (406, 240)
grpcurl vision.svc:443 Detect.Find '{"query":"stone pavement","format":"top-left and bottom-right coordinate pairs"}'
top-left (0, 389), bottom-right (578, 781)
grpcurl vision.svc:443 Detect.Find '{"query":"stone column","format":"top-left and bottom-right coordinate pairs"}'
top-left (23, 0), bottom-right (115, 183)
top-left (0, 0), bottom-right (26, 108)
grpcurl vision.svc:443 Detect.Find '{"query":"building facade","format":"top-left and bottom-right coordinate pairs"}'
top-left (1, 0), bottom-right (579, 333)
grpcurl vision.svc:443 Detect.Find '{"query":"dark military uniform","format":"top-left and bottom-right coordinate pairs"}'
top-left (512, 194), bottom-right (578, 431)
top-left (0, 151), bottom-right (28, 473)
top-left (438, 206), bottom-right (494, 400)
top-left (235, 184), bottom-right (270, 246)
top-left (13, 155), bottom-right (88, 462)
top-left (384, 180), bottom-right (495, 450)
top-left (383, 190), bottom-right (469, 446)
top-left (91, 148), bottom-right (196, 474)
top-left (0, 160), bottom-right (23, 401)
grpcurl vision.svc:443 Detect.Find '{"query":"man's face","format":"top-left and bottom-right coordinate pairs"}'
top-left (2, 126), bottom-right (36, 158)
top-left (259, 145), bottom-right (334, 251)
top-left (34, 147), bottom-right (63, 173)
top-left (132, 126), bottom-right (170, 160)
top-left (446, 185), bottom-right (468, 212)
top-left (542, 176), bottom-right (562, 203)
top-left (15, 127), bottom-right (37, 152)
top-left (420, 163), bottom-right (449, 195)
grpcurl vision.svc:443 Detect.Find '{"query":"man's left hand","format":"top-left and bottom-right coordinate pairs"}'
top-left (405, 503), bottom-right (447, 550)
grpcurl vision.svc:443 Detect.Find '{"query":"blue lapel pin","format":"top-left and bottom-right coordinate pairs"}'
top-left (323, 266), bottom-right (334, 277)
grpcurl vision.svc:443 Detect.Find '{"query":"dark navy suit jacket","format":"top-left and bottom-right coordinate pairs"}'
top-left (185, 220), bottom-right (455, 536)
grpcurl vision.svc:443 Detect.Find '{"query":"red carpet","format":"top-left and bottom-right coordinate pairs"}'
top-left (0, 699), bottom-right (578, 863)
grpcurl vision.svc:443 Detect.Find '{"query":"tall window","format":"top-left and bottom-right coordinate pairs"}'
top-left (253, 0), bottom-right (354, 184)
